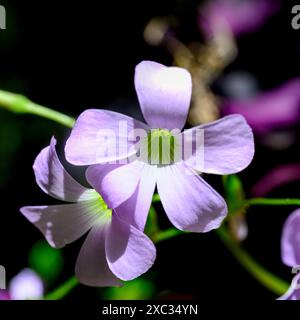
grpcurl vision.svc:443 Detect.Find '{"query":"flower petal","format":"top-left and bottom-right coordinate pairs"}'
top-left (251, 164), bottom-right (300, 197)
top-left (75, 221), bottom-right (122, 287)
top-left (278, 273), bottom-right (300, 300)
top-left (281, 209), bottom-right (300, 267)
top-left (20, 199), bottom-right (102, 248)
top-left (183, 115), bottom-right (254, 174)
top-left (105, 214), bottom-right (156, 281)
top-left (65, 109), bottom-right (149, 165)
top-left (135, 61), bottom-right (192, 130)
top-left (114, 164), bottom-right (157, 230)
top-left (156, 163), bottom-right (227, 232)
top-left (34, 137), bottom-right (95, 202)
top-left (86, 161), bottom-right (145, 210)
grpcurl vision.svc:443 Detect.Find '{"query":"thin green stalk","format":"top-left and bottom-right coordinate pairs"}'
top-left (44, 225), bottom-right (290, 299)
top-left (216, 226), bottom-right (289, 296)
top-left (0, 89), bottom-right (75, 128)
top-left (152, 228), bottom-right (184, 243)
top-left (44, 276), bottom-right (78, 300)
top-left (245, 198), bottom-right (300, 207)
top-left (43, 228), bottom-right (184, 300)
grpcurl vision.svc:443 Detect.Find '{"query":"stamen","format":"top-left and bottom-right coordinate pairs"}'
top-left (145, 129), bottom-right (176, 165)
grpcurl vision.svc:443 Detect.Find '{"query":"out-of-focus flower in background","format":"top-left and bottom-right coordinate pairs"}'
top-left (199, 0), bottom-right (280, 38)
top-left (222, 78), bottom-right (300, 134)
top-left (0, 291), bottom-right (10, 300)
top-left (219, 71), bottom-right (259, 100)
top-left (279, 209), bottom-right (300, 300)
top-left (251, 164), bottom-right (300, 197)
top-left (221, 78), bottom-right (300, 148)
top-left (0, 268), bottom-right (44, 300)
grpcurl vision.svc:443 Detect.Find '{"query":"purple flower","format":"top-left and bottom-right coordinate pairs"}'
top-left (199, 0), bottom-right (280, 38)
top-left (9, 269), bottom-right (44, 300)
top-left (0, 269), bottom-right (44, 300)
top-left (0, 291), bottom-right (10, 300)
top-left (222, 78), bottom-right (300, 135)
top-left (279, 209), bottom-right (300, 300)
top-left (20, 138), bottom-right (156, 287)
top-left (251, 164), bottom-right (300, 197)
top-left (65, 61), bottom-right (254, 233)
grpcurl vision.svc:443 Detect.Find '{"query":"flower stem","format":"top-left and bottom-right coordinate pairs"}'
top-left (245, 198), bottom-right (300, 207)
top-left (216, 225), bottom-right (289, 296)
top-left (0, 89), bottom-right (75, 128)
top-left (44, 276), bottom-right (78, 300)
top-left (152, 228), bottom-right (185, 243)
top-left (43, 225), bottom-right (289, 300)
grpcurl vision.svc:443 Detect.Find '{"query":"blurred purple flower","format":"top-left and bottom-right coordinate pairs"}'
top-left (279, 209), bottom-right (300, 300)
top-left (65, 61), bottom-right (254, 233)
top-left (0, 291), bottom-right (10, 300)
top-left (20, 138), bottom-right (156, 287)
top-left (199, 0), bottom-right (280, 38)
top-left (222, 78), bottom-right (300, 135)
top-left (0, 269), bottom-right (43, 300)
top-left (252, 164), bottom-right (300, 197)
top-left (9, 269), bottom-right (44, 300)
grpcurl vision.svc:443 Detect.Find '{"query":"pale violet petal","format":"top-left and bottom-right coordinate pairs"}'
top-left (135, 61), bottom-right (192, 130)
top-left (86, 161), bottom-right (145, 210)
top-left (157, 163), bottom-right (227, 232)
top-left (114, 164), bottom-right (157, 231)
top-left (105, 214), bottom-right (156, 281)
top-left (65, 109), bottom-right (149, 165)
top-left (281, 209), bottom-right (300, 267)
top-left (20, 199), bottom-right (103, 248)
top-left (75, 221), bottom-right (122, 287)
top-left (34, 137), bottom-right (96, 202)
top-left (182, 115), bottom-right (254, 174)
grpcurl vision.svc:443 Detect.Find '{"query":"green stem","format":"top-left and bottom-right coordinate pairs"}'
top-left (152, 228), bottom-right (185, 243)
top-left (245, 198), bottom-right (300, 207)
top-left (44, 276), bottom-right (78, 300)
top-left (44, 225), bottom-right (289, 299)
top-left (0, 90), bottom-right (75, 128)
top-left (37, 186), bottom-right (299, 300)
top-left (216, 226), bottom-right (289, 296)
top-left (43, 228), bottom-right (183, 300)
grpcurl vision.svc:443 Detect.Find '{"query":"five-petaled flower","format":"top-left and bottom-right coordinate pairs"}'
top-left (20, 138), bottom-right (156, 287)
top-left (65, 61), bottom-right (255, 233)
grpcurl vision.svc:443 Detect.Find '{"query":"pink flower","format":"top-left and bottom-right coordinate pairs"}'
top-left (199, 0), bottom-right (280, 38)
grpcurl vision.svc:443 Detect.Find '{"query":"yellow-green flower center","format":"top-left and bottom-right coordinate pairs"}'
top-left (145, 129), bottom-right (176, 165)
top-left (92, 192), bottom-right (113, 220)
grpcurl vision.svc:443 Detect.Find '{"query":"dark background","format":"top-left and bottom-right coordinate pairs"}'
top-left (1, 0), bottom-right (300, 300)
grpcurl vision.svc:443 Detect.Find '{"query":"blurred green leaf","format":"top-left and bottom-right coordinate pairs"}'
top-left (102, 278), bottom-right (156, 300)
top-left (28, 240), bottom-right (63, 284)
